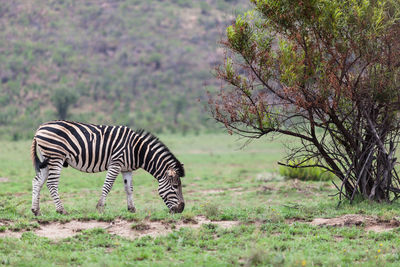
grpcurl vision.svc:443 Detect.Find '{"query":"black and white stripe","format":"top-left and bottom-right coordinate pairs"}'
top-left (31, 120), bottom-right (185, 215)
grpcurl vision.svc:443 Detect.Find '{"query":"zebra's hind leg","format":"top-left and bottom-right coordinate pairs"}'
top-left (31, 165), bottom-right (49, 216)
top-left (96, 164), bottom-right (121, 213)
top-left (122, 171), bottom-right (136, 213)
top-left (46, 159), bottom-right (68, 215)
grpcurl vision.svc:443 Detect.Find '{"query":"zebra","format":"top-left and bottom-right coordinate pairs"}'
top-left (31, 120), bottom-right (185, 215)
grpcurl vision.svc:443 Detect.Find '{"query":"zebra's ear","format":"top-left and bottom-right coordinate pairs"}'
top-left (179, 163), bottom-right (185, 178)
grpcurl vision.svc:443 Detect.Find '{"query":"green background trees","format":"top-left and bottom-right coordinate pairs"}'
top-left (0, 0), bottom-right (248, 139)
top-left (51, 87), bottom-right (78, 120)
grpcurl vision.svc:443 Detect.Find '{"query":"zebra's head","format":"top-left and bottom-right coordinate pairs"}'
top-left (158, 165), bottom-right (185, 213)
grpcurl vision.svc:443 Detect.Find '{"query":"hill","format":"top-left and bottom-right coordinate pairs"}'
top-left (0, 0), bottom-right (248, 139)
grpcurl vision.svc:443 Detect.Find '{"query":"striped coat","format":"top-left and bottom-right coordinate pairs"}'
top-left (31, 120), bottom-right (185, 215)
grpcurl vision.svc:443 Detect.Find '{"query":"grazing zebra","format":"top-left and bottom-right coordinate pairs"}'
top-left (31, 120), bottom-right (185, 215)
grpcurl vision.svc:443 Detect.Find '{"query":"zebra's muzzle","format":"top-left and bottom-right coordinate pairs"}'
top-left (170, 202), bottom-right (185, 213)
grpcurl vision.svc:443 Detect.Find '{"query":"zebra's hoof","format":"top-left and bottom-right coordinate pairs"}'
top-left (31, 208), bottom-right (41, 216)
top-left (56, 209), bottom-right (69, 215)
top-left (96, 203), bottom-right (105, 213)
top-left (128, 206), bottom-right (136, 213)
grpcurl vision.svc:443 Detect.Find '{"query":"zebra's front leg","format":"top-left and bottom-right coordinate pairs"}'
top-left (46, 161), bottom-right (68, 214)
top-left (97, 164), bottom-right (121, 213)
top-left (31, 165), bottom-right (49, 216)
top-left (122, 171), bottom-right (136, 213)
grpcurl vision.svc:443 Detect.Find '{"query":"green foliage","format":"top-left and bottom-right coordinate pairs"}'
top-left (226, 15), bottom-right (253, 55)
top-left (199, 2), bottom-right (211, 14)
top-left (50, 87), bottom-right (78, 120)
top-left (278, 39), bottom-right (305, 86)
top-left (0, 0), bottom-right (250, 139)
top-left (0, 106), bottom-right (18, 126)
top-left (279, 159), bottom-right (334, 181)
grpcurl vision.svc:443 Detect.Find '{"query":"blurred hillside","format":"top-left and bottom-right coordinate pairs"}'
top-left (0, 0), bottom-right (248, 139)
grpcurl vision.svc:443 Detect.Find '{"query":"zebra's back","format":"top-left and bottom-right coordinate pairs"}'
top-left (34, 120), bottom-right (134, 173)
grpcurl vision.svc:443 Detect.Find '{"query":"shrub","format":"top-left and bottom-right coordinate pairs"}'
top-left (50, 86), bottom-right (78, 120)
top-left (209, 0), bottom-right (400, 202)
top-left (246, 247), bottom-right (269, 266)
top-left (279, 159), bottom-right (334, 181)
top-left (202, 202), bottom-right (220, 219)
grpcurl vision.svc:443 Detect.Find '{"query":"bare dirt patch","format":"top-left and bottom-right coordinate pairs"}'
top-left (198, 187), bottom-right (245, 195)
top-left (193, 216), bottom-right (239, 229)
top-left (290, 179), bottom-right (318, 196)
top-left (0, 220), bottom-right (23, 238)
top-left (257, 185), bottom-right (276, 194)
top-left (256, 172), bottom-right (281, 182)
top-left (201, 188), bottom-right (225, 194)
top-left (0, 231), bottom-right (22, 239)
top-left (333, 235), bottom-right (344, 241)
top-left (0, 216), bottom-right (240, 240)
top-left (0, 220), bottom-right (10, 226)
top-left (35, 220), bottom-right (110, 239)
top-left (0, 177), bottom-right (9, 183)
top-left (111, 216), bottom-right (239, 239)
top-left (309, 214), bottom-right (400, 233)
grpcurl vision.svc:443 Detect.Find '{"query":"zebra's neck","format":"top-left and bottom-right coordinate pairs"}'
top-left (131, 131), bottom-right (178, 180)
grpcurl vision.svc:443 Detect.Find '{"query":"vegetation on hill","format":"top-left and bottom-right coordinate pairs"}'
top-left (0, 0), bottom-right (248, 139)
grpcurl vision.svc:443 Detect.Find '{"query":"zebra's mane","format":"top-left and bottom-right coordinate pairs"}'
top-left (136, 129), bottom-right (185, 177)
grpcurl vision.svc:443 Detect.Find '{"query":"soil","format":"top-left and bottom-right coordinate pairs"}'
top-left (0, 177), bottom-right (9, 183)
top-left (0, 216), bottom-right (240, 240)
top-left (1, 214), bottom-right (398, 240)
top-left (309, 214), bottom-right (400, 233)
top-left (200, 187), bottom-right (244, 195)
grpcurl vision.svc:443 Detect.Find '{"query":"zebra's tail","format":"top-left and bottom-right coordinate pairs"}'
top-left (31, 137), bottom-right (48, 173)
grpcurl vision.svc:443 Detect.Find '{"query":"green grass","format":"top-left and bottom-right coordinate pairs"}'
top-left (1, 133), bottom-right (400, 266)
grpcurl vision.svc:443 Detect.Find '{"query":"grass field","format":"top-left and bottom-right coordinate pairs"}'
top-left (1, 133), bottom-right (400, 266)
